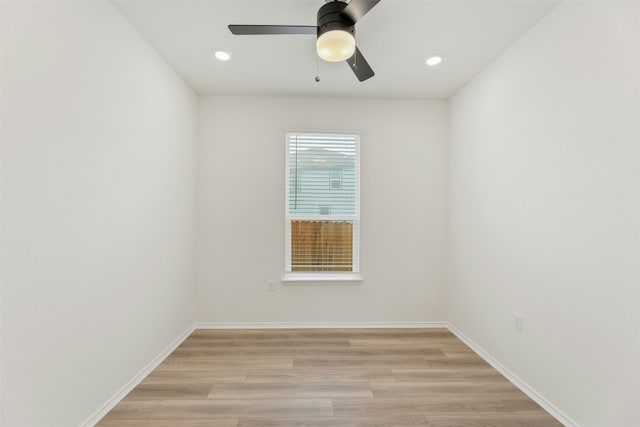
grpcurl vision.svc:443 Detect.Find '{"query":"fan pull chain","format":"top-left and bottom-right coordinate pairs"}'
top-left (353, 34), bottom-right (358, 70)
top-left (315, 55), bottom-right (321, 82)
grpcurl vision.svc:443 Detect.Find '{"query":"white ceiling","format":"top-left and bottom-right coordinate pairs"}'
top-left (112, 0), bottom-right (558, 98)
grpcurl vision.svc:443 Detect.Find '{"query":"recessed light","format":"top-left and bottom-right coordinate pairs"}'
top-left (426, 56), bottom-right (442, 66)
top-left (214, 51), bottom-right (231, 61)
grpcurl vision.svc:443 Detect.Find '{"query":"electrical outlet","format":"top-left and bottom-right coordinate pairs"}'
top-left (268, 280), bottom-right (275, 292)
top-left (513, 313), bottom-right (523, 332)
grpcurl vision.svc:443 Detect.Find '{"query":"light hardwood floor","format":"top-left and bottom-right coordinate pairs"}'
top-left (97, 328), bottom-right (562, 426)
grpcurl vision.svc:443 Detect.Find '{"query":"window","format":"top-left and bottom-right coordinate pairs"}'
top-left (329, 170), bottom-right (342, 190)
top-left (318, 205), bottom-right (331, 215)
top-left (284, 132), bottom-right (360, 281)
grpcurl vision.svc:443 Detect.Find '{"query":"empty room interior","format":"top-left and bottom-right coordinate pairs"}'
top-left (1, 0), bottom-right (639, 426)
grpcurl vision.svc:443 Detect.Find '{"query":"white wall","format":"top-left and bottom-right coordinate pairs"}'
top-left (0, 1), bottom-right (197, 426)
top-left (197, 96), bottom-right (448, 324)
top-left (448, 2), bottom-right (640, 426)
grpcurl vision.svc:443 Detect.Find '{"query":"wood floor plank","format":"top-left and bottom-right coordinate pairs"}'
top-left (348, 340), bottom-right (462, 350)
top-left (123, 384), bottom-right (214, 401)
top-left (370, 381), bottom-right (520, 397)
top-left (206, 383), bottom-right (373, 399)
top-left (333, 397), bottom-right (548, 417)
top-left (392, 367), bottom-right (505, 382)
top-left (180, 338), bottom-right (352, 348)
top-left (97, 421), bottom-right (150, 427)
top-left (155, 358), bottom-right (293, 370)
top-left (426, 414), bottom-right (563, 427)
top-left (141, 369), bottom-right (247, 384)
top-left (292, 357), bottom-right (433, 369)
top-left (171, 346), bottom-right (445, 358)
top-left (245, 368), bottom-right (395, 383)
top-left (150, 399), bottom-right (333, 418)
top-left (98, 420), bottom-right (238, 427)
top-left (424, 358), bottom-right (492, 368)
top-left (236, 416), bottom-right (431, 426)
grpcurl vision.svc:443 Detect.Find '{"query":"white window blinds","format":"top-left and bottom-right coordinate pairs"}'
top-left (285, 132), bottom-right (360, 276)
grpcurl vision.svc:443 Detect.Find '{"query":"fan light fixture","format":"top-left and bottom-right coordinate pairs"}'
top-left (316, 30), bottom-right (356, 62)
top-left (228, 0), bottom-right (380, 81)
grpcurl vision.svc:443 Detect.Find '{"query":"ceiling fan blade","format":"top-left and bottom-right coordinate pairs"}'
top-left (228, 25), bottom-right (317, 35)
top-left (342, 0), bottom-right (381, 23)
top-left (346, 46), bottom-right (374, 82)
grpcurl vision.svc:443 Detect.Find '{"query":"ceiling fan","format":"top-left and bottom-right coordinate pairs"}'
top-left (228, 0), bottom-right (381, 82)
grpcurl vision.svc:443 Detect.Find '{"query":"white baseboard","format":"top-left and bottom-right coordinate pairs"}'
top-left (446, 322), bottom-right (578, 427)
top-left (79, 324), bottom-right (195, 427)
top-left (195, 321), bottom-right (447, 329)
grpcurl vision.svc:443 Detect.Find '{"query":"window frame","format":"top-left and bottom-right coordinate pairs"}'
top-left (283, 131), bottom-right (362, 283)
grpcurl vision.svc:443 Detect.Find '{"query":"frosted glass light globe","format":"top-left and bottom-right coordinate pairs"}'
top-left (316, 30), bottom-right (356, 62)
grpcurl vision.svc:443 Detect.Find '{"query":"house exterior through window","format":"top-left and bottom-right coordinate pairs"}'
top-left (284, 132), bottom-right (360, 281)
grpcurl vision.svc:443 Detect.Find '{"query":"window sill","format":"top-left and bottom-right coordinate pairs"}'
top-left (282, 272), bottom-right (363, 283)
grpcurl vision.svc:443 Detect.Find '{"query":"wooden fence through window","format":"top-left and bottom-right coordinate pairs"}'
top-left (291, 220), bottom-right (353, 272)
